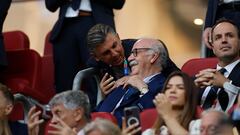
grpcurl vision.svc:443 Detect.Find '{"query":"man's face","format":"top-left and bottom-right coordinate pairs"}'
top-left (93, 33), bottom-right (125, 66)
top-left (0, 91), bottom-right (12, 120)
top-left (127, 40), bottom-right (154, 76)
top-left (50, 103), bottom-right (77, 128)
top-left (212, 22), bottom-right (240, 60)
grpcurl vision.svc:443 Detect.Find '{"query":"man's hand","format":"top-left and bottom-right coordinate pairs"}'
top-left (100, 73), bottom-right (116, 95)
top-left (121, 117), bottom-right (141, 135)
top-left (122, 75), bottom-right (147, 91)
top-left (27, 106), bottom-right (44, 135)
top-left (195, 69), bottom-right (216, 88)
top-left (202, 27), bottom-right (213, 49)
top-left (195, 68), bottom-right (229, 88)
top-left (48, 117), bottom-right (77, 135)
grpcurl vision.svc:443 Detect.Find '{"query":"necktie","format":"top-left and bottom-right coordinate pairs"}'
top-left (202, 68), bottom-right (228, 110)
top-left (71, 0), bottom-right (81, 10)
top-left (217, 68), bottom-right (229, 111)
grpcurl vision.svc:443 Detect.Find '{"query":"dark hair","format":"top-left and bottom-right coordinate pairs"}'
top-left (211, 18), bottom-right (240, 42)
top-left (0, 83), bottom-right (14, 105)
top-left (153, 71), bottom-right (198, 132)
top-left (87, 24), bottom-right (117, 53)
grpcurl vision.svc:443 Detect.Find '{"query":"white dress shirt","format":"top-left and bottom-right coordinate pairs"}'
top-left (201, 59), bottom-right (240, 112)
top-left (65, 0), bottom-right (92, 18)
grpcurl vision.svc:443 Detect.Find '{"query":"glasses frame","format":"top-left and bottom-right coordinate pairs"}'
top-left (131, 48), bottom-right (153, 57)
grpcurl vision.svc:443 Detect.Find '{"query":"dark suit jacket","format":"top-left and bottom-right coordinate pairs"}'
top-left (96, 73), bottom-right (166, 125)
top-left (9, 121), bottom-right (28, 135)
top-left (0, 0), bottom-right (11, 67)
top-left (199, 62), bottom-right (240, 109)
top-left (204, 0), bottom-right (219, 28)
top-left (45, 0), bottom-right (125, 41)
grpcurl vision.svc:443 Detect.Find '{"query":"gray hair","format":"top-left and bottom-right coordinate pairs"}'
top-left (145, 39), bottom-right (168, 68)
top-left (49, 90), bottom-right (91, 119)
top-left (84, 118), bottom-right (121, 135)
top-left (87, 24), bottom-right (117, 53)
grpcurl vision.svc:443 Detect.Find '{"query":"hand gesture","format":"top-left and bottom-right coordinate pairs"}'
top-left (153, 93), bottom-right (173, 119)
top-left (122, 75), bottom-right (147, 91)
top-left (100, 73), bottom-right (116, 95)
top-left (48, 117), bottom-right (77, 135)
top-left (194, 69), bottom-right (216, 88)
top-left (202, 27), bottom-right (213, 49)
top-left (27, 106), bottom-right (44, 135)
top-left (122, 117), bottom-right (141, 135)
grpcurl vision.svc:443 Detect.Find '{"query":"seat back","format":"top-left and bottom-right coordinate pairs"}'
top-left (43, 31), bottom-right (53, 56)
top-left (181, 57), bottom-right (218, 77)
top-left (3, 30), bottom-right (30, 51)
top-left (41, 32), bottom-right (55, 96)
top-left (140, 109), bottom-right (158, 132)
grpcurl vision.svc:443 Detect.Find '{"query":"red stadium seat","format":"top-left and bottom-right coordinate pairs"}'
top-left (41, 32), bottom-right (55, 96)
top-left (3, 30), bottom-right (30, 51)
top-left (140, 109), bottom-right (158, 132)
top-left (181, 57), bottom-right (218, 77)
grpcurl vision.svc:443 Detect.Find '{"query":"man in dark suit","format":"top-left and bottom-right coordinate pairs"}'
top-left (95, 38), bottom-right (167, 125)
top-left (203, 0), bottom-right (240, 57)
top-left (87, 24), bottom-right (179, 96)
top-left (0, 0), bottom-right (11, 70)
top-left (195, 19), bottom-right (240, 112)
top-left (45, 0), bottom-right (125, 93)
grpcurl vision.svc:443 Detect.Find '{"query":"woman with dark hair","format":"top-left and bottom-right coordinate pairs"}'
top-left (142, 71), bottom-right (200, 135)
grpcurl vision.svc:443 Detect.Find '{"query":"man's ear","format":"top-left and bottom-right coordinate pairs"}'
top-left (74, 108), bottom-right (84, 122)
top-left (150, 53), bottom-right (159, 64)
top-left (4, 104), bottom-right (13, 115)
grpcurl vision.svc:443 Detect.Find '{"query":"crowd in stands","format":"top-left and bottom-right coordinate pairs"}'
top-left (1, 0), bottom-right (240, 135)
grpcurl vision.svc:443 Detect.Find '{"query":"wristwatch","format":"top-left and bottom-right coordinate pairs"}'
top-left (140, 87), bottom-right (149, 95)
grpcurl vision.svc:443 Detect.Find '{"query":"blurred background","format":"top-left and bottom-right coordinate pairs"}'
top-left (4, 0), bottom-right (208, 67)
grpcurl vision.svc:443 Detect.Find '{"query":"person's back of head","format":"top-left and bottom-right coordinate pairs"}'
top-left (200, 109), bottom-right (234, 135)
top-left (84, 118), bottom-right (121, 135)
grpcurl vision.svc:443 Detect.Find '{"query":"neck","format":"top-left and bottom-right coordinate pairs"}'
top-left (75, 119), bottom-right (88, 132)
top-left (218, 56), bottom-right (239, 67)
top-left (140, 68), bottom-right (161, 80)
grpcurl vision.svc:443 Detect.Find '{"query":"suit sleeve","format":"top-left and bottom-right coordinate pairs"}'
top-left (45, 0), bottom-right (69, 12)
top-left (93, 0), bottom-right (125, 9)
top-left (204, 0), bottom-right (214, 29)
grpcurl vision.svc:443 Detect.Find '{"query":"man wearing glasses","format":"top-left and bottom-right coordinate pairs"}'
top-left (95, 38), bottom-right (167, 126)
top-left (86, 24), bottom-right (179, 96)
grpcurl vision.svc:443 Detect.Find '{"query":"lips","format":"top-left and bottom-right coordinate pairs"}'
top-left (168, 96), bottom-right (177, 101)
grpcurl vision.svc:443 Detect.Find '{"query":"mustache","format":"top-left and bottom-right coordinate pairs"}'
top-left (129, 60), bottom-right (138, 67)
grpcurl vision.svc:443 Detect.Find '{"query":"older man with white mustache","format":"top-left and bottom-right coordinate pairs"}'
top-left (95, 38), bottom-right (168, 126)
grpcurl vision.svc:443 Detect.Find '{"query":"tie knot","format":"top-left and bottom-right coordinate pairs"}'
top-left (219, 68), bottom-right (226, 75)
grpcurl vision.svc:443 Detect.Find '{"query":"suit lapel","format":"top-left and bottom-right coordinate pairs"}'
top-left (228, 62), bottom-right (240, 87)
top-left (97, 87), bottom-right (127, 112)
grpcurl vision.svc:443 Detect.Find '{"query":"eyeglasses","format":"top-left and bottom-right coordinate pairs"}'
top-left (131, 48), bottom-right (153, 57)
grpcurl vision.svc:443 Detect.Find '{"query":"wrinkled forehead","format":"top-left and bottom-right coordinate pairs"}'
top-left (133, 38), bottom-right (159, 49)
top-left (213, 22), bottom-right (238, 35)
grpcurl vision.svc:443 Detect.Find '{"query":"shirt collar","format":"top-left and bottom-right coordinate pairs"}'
top-left (216, 59), bottom-right (240, 76)
top-left (143, 73), bottom-right (160, 83)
